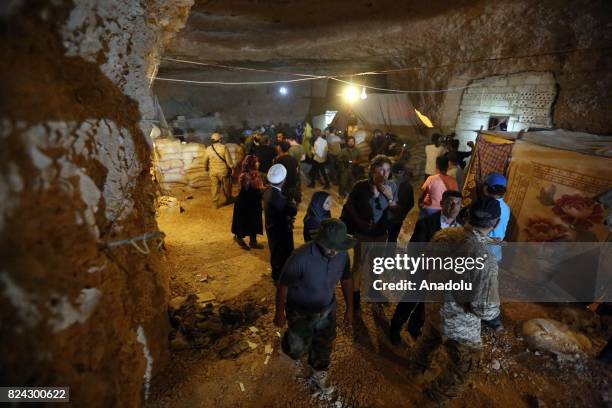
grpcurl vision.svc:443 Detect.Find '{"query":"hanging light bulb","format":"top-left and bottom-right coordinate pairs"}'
top-left (343, 85), bottom-right (359, 103)
top-left (360, 87), bottom-right (367, 99)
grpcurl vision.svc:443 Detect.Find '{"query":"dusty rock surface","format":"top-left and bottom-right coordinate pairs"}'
top-left (0, 1), bottom-right (193, 406)
top-left (161, 0), bottom-right (612, 134)
top-left (522, 318), bottom-right (592, 357)
top-left (148, 183), bottom-right (611, 407)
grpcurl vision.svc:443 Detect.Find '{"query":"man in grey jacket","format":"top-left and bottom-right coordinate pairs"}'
top-left (409, 196), bottom-right (501, 404)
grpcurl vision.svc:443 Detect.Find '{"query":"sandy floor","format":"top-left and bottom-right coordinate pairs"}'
top-left (148, 180), bottom-right (611, 408)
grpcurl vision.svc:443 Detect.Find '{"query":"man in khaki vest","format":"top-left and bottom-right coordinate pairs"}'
top-left (204, 133), bottom-right (234, 208)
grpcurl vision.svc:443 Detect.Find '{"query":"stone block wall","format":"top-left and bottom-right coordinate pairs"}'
top-left (453, 72), bottom-right (556, 148)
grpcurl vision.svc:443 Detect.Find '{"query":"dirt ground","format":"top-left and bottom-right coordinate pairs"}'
top-left (147, 180), bottom-right (611, 408)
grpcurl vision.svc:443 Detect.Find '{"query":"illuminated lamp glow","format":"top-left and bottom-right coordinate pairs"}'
top-left (415, 109), bottom-right (434, 128)
top-left (343, 85), bottom-right (359, 103)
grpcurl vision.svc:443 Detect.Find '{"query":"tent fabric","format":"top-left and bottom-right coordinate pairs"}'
top-left (351, 93), bottom-right (419, 130)
top-left (482, 130), bottom-right (612, 157)
top-left (312, 114), bottom-right (327, 132)
top-left (329, 93), bottom-right (421, 135)
top-left (461, 129), bottom-right (611, 243)
top-left (505, 140), bottom-right (611, 242)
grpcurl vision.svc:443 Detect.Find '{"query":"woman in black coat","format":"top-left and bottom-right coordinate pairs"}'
top-left (232, 155), bottom-right (265, 250)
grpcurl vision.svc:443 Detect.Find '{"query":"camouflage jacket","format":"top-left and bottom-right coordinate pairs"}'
top-left (338, 147), bottom-right (362, 168)
top-left (430, 226), bottom-right (500, 346)
top-left (204, 143), bottom-right (234, 175)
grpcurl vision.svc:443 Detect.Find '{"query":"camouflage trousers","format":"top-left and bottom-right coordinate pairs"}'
top-left (209, 172), bottom-right (231, 204)
top-left (281, 302), bottom-right (337, 371)
top-left (412, 322), bottom-right (482, 402)
top-left (338, 168), bottom-right (355, 197)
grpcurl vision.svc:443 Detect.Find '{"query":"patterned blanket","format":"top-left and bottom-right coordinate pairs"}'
top-left (505, 140), bottom-right (611, 242)
top-left (462, 133), bottom-right (514, 206)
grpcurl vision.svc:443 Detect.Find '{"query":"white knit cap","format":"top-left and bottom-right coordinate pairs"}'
top-left (267, 164), bottom-right (287, 184)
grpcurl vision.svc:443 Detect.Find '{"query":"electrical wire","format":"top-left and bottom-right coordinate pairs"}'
top-left (153, 76), bottom-right (324, 85)
top-left (163, 57), bottom-right (322, 78)
top-left (329, 77), bottom-right (470, 94)
top-left (162, 45), bottom-right (611, 79)
top-left (152, 74), bottom-right (471, 93)
top-left (155, 45), bottom-right (611, 93)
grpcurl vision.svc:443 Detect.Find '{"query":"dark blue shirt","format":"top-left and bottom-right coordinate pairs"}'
top-left (279, 242), bottom-right (351, 313)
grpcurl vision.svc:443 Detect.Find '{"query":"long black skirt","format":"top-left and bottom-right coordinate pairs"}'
top-left (231, 187), bottom-right (263, 237)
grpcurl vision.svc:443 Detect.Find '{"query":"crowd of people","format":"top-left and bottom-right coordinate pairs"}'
top-left (197, 123), bottom-right (609, 404)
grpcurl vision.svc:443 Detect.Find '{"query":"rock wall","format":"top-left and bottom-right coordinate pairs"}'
top-left (162, 0), bottom-right (611, 153)
top-left (384, 1), bottom-right (612, 137)
top-left (154, 70), bottom-right (328, 127)
top-left (0, 0), bottom-right (192, 406)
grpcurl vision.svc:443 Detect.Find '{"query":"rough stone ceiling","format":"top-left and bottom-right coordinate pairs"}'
top-left (160, 0), bottom-right (611, 78)
top-left (162, 0), bottom-right (483, 73)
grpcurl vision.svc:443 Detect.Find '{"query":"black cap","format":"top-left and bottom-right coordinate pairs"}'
top-left (469, 196), bottom-right (501, 227)
top-left (310, 218), bottom-right (357, 251)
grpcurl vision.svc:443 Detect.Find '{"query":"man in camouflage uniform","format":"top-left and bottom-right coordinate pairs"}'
top-left (410, 196), bottom-right (501, 404)
top-left (203, 132), bottom-right (234, 208)
top-left (338, 136), bottom-right (362, 198)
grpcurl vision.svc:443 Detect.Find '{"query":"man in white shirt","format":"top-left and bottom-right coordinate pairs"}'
top-left (424, 134), bottom-right (446, 180)
top-left (308, 134), bottom-right (330, 189)
top-left (325, 127), bottom-right (342, 184)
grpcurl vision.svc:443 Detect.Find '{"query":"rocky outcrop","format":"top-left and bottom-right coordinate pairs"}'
top-left (0, 0), bottom-right (192, 406)
top-left (161, 0), bottom-right (611, 135)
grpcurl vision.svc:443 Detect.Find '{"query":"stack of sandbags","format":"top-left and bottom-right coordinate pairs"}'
top-left (182, 143), bottom-right (209, 189)
top-left (155, 138), bottom-right (213, 192)
top-left (155, 139), bottom-right (188, 192)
